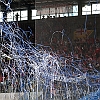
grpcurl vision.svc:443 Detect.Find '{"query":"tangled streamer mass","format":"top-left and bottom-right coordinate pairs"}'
top-left (0, 0), bottom-right (100, 100)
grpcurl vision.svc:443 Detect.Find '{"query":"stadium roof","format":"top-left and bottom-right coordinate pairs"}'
top-left (0, 0), bottom-right (100, 11)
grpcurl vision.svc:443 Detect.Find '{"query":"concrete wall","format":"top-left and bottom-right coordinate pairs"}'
top-left (0, 91), bottom-right (43, 100)
top-left (18, 15), bottom-right (100, 45)
top-left (35, 15), bottom-right (100, 45)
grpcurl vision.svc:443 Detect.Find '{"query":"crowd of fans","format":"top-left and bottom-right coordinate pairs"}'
top-left (0, 36), bottom-right (100, 94)
top-left (50, 37), bottom-right (100, 73)
top-left (0, 58), bottom-right (38, 93)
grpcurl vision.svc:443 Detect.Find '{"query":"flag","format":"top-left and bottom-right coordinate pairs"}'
top-left (74, 28), bottom-right (93, 39)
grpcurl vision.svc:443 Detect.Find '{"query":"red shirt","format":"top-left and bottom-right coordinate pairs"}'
top-left (0, 76), bottom-right (3, 82)
top-left (95, 48), bottom-right (100, 54)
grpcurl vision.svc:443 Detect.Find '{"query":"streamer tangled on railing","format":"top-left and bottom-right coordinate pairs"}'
top-left (0, 0), bottom-right (100, 100)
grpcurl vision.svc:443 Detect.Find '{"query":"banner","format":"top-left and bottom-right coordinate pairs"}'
top-left (74, 28), bottom-right (93, 39)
